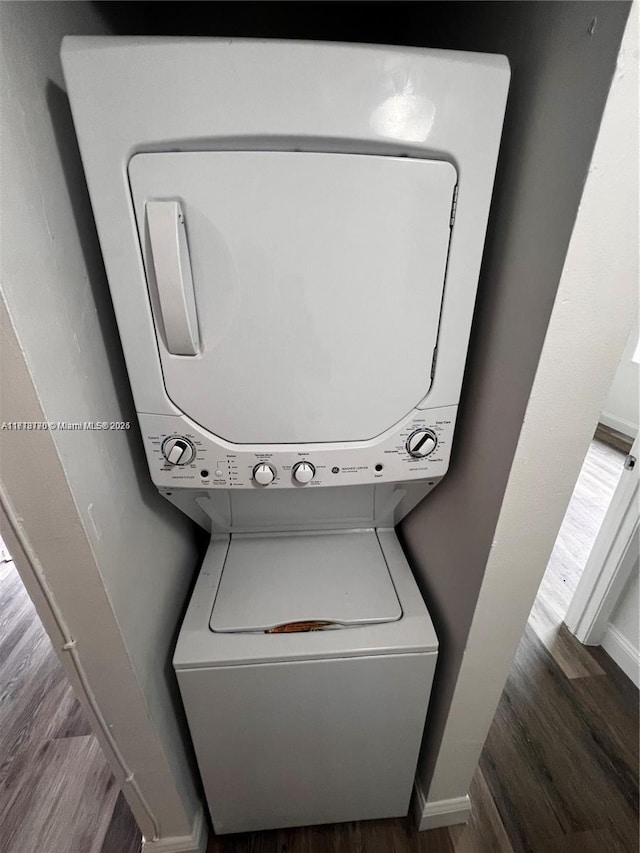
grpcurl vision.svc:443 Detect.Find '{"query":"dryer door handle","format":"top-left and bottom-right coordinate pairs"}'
top-left (146, 200), bottom-right (200, 356)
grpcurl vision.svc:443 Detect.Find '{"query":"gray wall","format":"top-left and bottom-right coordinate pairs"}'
top-left (400, 0), bottom-right (631, 797)
top-left (0, 0), bottom-right (202, 837)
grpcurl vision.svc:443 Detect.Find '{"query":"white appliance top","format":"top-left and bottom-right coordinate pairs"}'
top-left (209, 530), bottom-right (402, 633)
top-left (175, 530), bottom-right (437, 668)
top-left (130, 151), bottom-right (456, 444)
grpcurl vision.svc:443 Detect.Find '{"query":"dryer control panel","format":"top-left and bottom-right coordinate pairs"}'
top-left (139, 407), bottom-right (457, 490)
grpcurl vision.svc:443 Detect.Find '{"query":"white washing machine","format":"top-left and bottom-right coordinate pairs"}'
top-left (175, 530), bottom-right (438, 833)
top-left (62, 37), bottom-right (509, 834)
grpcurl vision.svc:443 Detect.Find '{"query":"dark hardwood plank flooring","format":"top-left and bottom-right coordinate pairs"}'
top-left (208, 820), bottom-right (457, 853)
top-left (480, 625), bottom-right (638, 853)
top-left (0, 564), bottom-right (140, 853)
top-left (448, 767), bottom-right (513, 852)
top-left (1, 431), bottom-right (637, 851)
top-left (1, 736), bottom-right (119, 853)
top-left (100, 792), bottom-right (142, 853)
top-left (595, 423), bottom-right (634, 455)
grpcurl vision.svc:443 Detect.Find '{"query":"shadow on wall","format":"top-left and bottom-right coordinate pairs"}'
top-left (45, 82), bottom-right (147, 492)
top-left (45, 80), bottom-right (207, 753)
top-left (45, 79), bottom-right (206, 552)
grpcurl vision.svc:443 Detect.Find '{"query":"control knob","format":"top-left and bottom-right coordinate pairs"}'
top-left (406, 429), bottom-right (437, 458)
top-left (292, 462), bottom-right (315, 484)
top-left (253, 463), bottom-right (276, 486)
top-left (162, 436), bottom-right (195, 465)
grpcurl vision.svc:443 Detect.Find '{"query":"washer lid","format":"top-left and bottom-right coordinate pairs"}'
top-left (129, 151), bottom-right (457, 444)
top-left (209, 531), bottom-right (402, 633)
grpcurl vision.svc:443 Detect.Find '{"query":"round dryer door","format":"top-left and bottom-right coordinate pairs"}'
top-left (130, 151), bottom-right (457, 444)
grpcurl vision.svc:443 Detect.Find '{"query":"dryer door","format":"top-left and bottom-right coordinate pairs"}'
top-left (129, 152), bottom-right (456, 444)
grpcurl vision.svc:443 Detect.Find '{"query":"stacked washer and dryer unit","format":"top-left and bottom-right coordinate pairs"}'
top-left (63, 38), bottom-right (509, 835)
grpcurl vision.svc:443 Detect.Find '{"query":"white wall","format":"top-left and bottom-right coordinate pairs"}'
top-left (0, 1), bottom-right (203, 846)
top-left (602, 561), bottom-right (640, 686)
top-left (601, 318), bottom-right (639, 437)
top-left (611, 567), bottom-right (640, 651)
top-left (596, 16), bottom-right (640, 439)
top-left (593, 8), bottom-right (639, 682)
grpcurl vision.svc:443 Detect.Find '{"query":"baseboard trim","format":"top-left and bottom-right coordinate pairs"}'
top-left (142, 806), bottom-right (208, 853)
top-left (413, 780), bottom-right (471, 831)
top-left (601, 624), bottom-right (640, 688)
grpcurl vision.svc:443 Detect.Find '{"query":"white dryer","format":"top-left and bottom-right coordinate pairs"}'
top-left (62, 37), bottom-right (509, 835)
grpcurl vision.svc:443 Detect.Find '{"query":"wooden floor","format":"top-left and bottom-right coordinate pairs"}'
top-left (1, 435), bottom-right (637, 852)
top-left (595, 422), bottom-right (634, 456)
top-left (0, 563), bottom-right (139, 853)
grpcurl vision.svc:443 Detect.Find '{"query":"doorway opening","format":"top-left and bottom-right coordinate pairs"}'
top-left (529, 416), bottom-right (638, 683)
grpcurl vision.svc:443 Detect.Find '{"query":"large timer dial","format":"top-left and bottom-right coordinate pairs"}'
top-left (406, 429), bottom-right (437, 459)
top-left (162, 436), bottom-right (195, 466)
